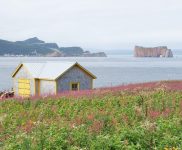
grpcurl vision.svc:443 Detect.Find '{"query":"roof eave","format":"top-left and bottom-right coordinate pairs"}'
top-left (75, 62), bottom-right (97, 79)
top-left (12, 63), bottom-right (23, 78)
top-left (55, 62), bottom-right (97, 80)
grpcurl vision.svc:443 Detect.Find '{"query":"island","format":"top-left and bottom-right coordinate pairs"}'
top-left (134, 46), bottom-right (173, 57)
top-left (0, 37), bottom-right (107, 57)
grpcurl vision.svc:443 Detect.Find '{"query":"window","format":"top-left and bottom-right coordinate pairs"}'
top-left (70, 82), bottom-right (79, 91)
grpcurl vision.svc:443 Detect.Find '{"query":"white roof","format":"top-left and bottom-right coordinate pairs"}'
top-left (14, 61), bottom-right (96, 80)
top-left (23, 62), bottom-right (45, 78)
top-left (39, 62), bottom-right (76, 79)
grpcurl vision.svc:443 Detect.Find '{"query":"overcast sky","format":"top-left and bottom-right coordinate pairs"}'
top-left (0, 0), bottom-right (182, 50)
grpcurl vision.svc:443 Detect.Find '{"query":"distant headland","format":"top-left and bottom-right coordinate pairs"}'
top-left (134, 46), bottom-right (173, 57)
top-left (0, 37), bottom-right (107, 57)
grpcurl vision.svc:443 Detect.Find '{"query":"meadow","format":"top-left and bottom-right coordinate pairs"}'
top-left (0, 81), bottom-right (182, 149)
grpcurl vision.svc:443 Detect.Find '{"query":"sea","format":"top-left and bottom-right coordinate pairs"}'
top-left (1, 50), bottom-right (182, 91)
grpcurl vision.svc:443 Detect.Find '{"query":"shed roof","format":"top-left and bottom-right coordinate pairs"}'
top-left (12, 62), bottom-right (96, 80)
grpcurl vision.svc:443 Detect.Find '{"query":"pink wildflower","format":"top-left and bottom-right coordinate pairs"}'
top-left (149, 110), bottom-right (161, 119)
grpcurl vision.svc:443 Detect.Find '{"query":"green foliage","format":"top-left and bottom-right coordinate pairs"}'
top-left (59, 47), bottom-right (84, 56)
top-left (0, 39), bottom-right (54, 55)
top-left (0, 38), bottom-right (86, 56)
top-left (0, 89), bottom-right (182, 149)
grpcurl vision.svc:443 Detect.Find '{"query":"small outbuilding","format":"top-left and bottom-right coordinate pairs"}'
top-left (12, 62), bottom-right (96, 97)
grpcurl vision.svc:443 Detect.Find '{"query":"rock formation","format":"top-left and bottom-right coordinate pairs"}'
top-left (134, 46), bottom-right (173, 57)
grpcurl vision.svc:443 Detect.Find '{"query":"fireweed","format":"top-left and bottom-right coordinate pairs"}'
top-left (0, 81), bottom-right (182, 149)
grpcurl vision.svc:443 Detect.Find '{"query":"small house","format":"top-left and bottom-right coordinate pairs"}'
top-left (12, 62), bottom-right (96, 97)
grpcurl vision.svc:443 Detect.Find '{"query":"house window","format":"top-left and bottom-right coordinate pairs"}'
top-left (70, 82), bottom-right (79, 91)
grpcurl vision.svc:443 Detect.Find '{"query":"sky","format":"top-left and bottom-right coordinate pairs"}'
top-left (0, 0), bottom-right (182, 50)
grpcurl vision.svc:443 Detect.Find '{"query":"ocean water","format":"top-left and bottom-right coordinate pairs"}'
top-left (1, 53), bottom-right (182, 91)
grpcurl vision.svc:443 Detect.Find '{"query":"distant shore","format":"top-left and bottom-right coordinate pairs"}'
top-left (0, 37), bottom-right (107, 57)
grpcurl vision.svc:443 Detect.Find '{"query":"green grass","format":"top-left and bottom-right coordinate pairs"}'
top-left (0, 88), bottom-right (182, 149)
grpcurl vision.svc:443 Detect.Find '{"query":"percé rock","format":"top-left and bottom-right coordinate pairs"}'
top-left (134, 46), bottom-right (173, 57)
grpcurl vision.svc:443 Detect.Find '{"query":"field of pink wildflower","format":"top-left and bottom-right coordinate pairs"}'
top-left (0, 81), bottom-right (182, 149)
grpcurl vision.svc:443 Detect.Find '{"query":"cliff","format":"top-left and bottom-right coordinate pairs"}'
top-left (82, 51), bottom-right (107, 57)
top-left (134, 46), bottom-right (173, 57)
top-left (0, 37), bottom-right (107, 57)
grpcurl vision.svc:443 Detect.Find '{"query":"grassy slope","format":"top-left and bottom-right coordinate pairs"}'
top-left (0, 81), bottom-right (182, 149)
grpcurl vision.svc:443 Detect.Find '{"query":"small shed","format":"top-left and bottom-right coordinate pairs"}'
top-left (12, 62), bottom-right (96, 97)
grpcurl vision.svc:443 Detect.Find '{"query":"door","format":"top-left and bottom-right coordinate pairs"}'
top-left (18, 79), bottom-right (30, 97)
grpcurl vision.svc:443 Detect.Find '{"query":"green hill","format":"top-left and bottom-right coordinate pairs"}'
top-left (0, 83), bottom-right (181, 149)
top-left (0, 37), bottom-right (107, 57)
top-left (0, 37), bottom-right (57, 55)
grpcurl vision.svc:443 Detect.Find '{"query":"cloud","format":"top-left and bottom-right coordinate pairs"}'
top-left (0, 0), bottom-right (182, 49)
